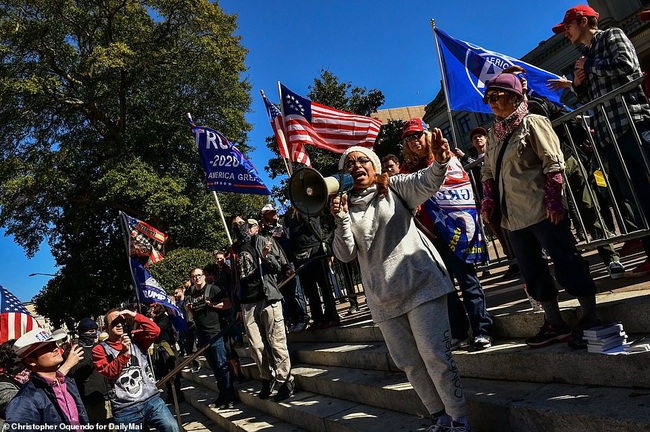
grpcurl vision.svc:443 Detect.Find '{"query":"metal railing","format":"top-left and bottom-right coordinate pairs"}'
top-left (479, 76), bottom-right (650, 265)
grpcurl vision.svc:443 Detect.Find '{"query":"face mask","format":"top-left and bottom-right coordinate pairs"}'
top-left (79, 333), bottom-right (96, 346)
top-left (233, 222), bottom-right (251, 243)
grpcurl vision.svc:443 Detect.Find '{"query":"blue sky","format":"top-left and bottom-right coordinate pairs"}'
top-left (1, 0), bottom-right (582, 302)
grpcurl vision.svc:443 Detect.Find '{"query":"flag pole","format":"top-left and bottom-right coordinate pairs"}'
top-left (187, 112), bottom-right (234, 245)
top-left (277, 82), bottom-right (293, 176)
top-left (212, 191), bottom-right (233, 245)
top-left (261, 90), bottom-right (292, 176)
top-left (431, 19), bottom-right (460, 149)
top-left (118, 211), bottom-right (143, 309)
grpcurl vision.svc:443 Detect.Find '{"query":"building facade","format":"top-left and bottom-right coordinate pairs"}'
top-left (422, 0), bottom-right (650, 154)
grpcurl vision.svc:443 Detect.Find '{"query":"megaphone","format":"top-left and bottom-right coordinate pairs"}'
top-left (288, 167), bottom-right (354, 216)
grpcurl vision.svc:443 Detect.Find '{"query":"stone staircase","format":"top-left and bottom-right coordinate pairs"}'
top-left (178, 253), bottom-right (650, 432)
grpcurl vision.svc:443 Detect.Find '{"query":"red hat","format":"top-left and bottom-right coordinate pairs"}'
top-left (552, 5), bottom-right (599, 34)
top-left (641, 10), bottom-right (650, 21)
top-left (470, 127), bottom-right (487, 139)
top-left (401, 118), bottom-right (428, 140)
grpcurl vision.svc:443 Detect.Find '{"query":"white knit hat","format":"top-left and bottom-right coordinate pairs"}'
top-left (338, 146), bottom-right (381, 173)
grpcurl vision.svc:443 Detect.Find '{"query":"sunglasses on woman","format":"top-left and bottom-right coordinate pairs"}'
top-left (404, 132), bottom-right (423, 142)
top-left (482, 91), bottom-right (508, 104)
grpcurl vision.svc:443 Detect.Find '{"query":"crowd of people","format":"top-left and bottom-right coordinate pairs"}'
top-left (2, 5), bottom-right (650, 432)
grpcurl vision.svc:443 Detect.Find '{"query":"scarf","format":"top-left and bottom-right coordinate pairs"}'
top-left (347, 184), bottom-right (382, 252)
top-left (494, 100), bottom-right (529, 141)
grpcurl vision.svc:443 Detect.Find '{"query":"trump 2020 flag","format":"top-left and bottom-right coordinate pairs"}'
top-left (1, 285), bottom-right (41, 343)
top-left (129, 258), bottom-right (186, 331)
top-left (434, 28), bottom-right (564, 114)
top-left (280, 83), bottom-right (382, 154)
top-left (121, 212), bottom-right (167, 267)
top-left (193, 126), bottom-right (270, 195)
top-left (420, 158), bottom-right (487, 264)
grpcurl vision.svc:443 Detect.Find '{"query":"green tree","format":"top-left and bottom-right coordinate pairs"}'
top-left (265, 70), bottom-right (385, 201)
top-left (148, 248), bottom-right (214, 292)
top-left (0, 0), bottom-right (262, 325)
top-left (374, 119), bottom-right (405, 161)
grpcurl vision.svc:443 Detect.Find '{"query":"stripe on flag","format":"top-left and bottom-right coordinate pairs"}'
top-left (1, 285), bottom-right (41, 343)
top-left (281, 83), bottom-right (382, 154)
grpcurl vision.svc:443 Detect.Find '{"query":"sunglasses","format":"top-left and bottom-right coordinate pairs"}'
top-left (404, 132), bottom-right (423, 142)
top-left (344, 157), bottom-right (372, 171)
top-left (482, 91), bottom-right (508, 104)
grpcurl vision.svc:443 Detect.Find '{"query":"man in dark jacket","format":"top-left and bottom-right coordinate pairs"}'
top-left (150, 304), bottom-right (184, 404)
top-left (68, 318), bottom-right (111, 423)
top-left (230, 214), bottom-right (295, 401)
top-left (6, 328), bottom-right (89, 428)
top-left (284, 207), bottom-right (340, 329)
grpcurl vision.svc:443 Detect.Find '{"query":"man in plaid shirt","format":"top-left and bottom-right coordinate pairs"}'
top-left (551, 5), bottom-right (650, 278)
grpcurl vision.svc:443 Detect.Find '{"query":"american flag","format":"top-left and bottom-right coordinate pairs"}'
top-left (291, 143), bottom-right (311, 166)
top-left (263, 93), bottom-right (311, 167)
top-left (262, 93), bottom-right (290, 159)
top-left (1, 285), bottom-right (40, 343)
top-left (280, 83), bottom-right (382, 154)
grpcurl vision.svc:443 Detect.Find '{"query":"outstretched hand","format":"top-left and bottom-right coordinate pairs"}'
top-left (547, 76), bottom-right (572, 91)
top-left (430, 128), bottom-right (452, 164)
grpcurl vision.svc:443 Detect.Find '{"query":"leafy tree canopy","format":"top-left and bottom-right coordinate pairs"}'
top-left (0, 0), bottom-right (263, 325)
top-left (148, 248), bottom-right (213, 293)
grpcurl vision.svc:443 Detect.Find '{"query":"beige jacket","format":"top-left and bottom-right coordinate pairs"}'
top-left (481, 114), bottom-right (565, 231)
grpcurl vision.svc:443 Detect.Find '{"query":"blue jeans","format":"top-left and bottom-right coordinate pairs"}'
top-left (197, 334), bottom-right (235, 399)
top-left (603, 125), bottom-right (650, 256)
top-left (508, 218), bottom-right (596, 301)
top-left (112, 395), bottom-right (179, 432)
top-left (432, 237), bottom-right (492, 339)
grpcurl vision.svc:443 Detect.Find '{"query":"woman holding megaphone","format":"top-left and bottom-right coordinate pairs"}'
top-left (330, 131), bottom-right (472, 432)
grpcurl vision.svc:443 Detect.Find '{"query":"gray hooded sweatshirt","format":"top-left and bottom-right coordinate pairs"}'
top-left (333, 161), bottom-right (453, 323)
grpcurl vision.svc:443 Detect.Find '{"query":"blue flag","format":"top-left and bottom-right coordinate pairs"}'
top-left (129, 257), bottom-right (187, 331)
top-left (434, 28), bottom-right (565, 114)
top-left (193, 126), bottom-right (270, 195)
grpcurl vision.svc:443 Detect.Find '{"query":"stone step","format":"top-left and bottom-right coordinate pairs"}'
top-left (182, 361), bottom-right (650, 432)
top-left (179, 376), bottom-right (307, 432)
top-left (183, 366), bottom-right (432, 432)
top-left (164, 385), bottom-right (228, 432)
top-left (289, 339), bottom-right (650, 389)
top-left (288, 289), bottom-right (650, 343)
top-left (288, 364), bottom-right (650, 432)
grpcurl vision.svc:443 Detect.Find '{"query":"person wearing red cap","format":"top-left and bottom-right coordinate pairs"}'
top-left (550, 4), bottom-right (650, 278)
top-left (400, 119), bottom-right (494, 352)
top-left (482, 71), bottom-right (601, 349)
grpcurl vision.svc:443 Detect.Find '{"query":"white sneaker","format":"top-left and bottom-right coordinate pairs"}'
top-left (608, 261), bottom-right (625, 280)
top-left (474, 335), bottom-right (492, 349)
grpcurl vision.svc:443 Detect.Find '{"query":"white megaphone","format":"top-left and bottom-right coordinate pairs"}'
top-left (288, 167), bottom-right (354, 216)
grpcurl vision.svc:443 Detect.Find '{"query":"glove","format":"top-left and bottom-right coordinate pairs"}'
top-left (481, 179), bottom-right (496, 216)
top-left (544, 172), bottom-right (564, 214)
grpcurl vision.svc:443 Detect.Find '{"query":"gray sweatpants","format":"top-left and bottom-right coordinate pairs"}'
top-left (377, 296), bottom-right (467, 419)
